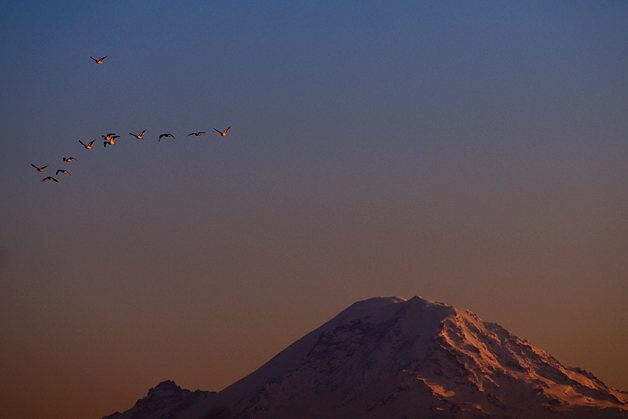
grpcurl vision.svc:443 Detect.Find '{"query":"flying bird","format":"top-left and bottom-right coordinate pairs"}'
top-left (62, 157), bottom-right (76, 163)
top-left (158, 133), bottom-right (175, 142)
top-left (188, 131), bottom-right (206, 137)
top-left (102, 133), bottom-right (119, 147)
top-left (56, 169), bottom-right (71, 176)
top-left (42, 176), bottom-right (59, 183)
top-left (31, 164), bottom-right (47, 173)
top-left (213, 126), bottom-right (232, 137)
top-left (130, 129), bottom-right (147, 140)
top-left (90, 56), bottom-right (107, 65)
top-left (79, 139), bottom-right (95, 150)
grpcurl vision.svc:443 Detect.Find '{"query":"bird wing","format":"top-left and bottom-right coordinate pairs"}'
top-left (213, 128), bottom-right (222, 134)
top-left (99, 56), bottom-right (107, 61)
top-left (90, 56), bottom-right (97, 62)
top-left (139, 129), bottom-right (146, 136)
top-left (225, 126), bottom-right (232, 133)
top-left (31, 164), bottom-right (37, 169)
top-left (79, 140), bottom-right (86, 146)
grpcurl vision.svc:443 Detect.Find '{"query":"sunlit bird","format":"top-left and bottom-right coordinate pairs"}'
top-left (62, 156), bottom-right (76, 163)
top-left (79, 139), bottom-right (95, 150)
top-left (102, 133), bottom-right (119, 147)
top-left (90, 56), bottom-right (107, 65)
top-left (188, 131), bottom-right (206, 137)
top-left (31, 164), bottom-right (48, 173)
top-left (42, 176), bottom-right (59, 183)
top-left (214, 126), bottom-right (232, 137)
top-left (158, 133), bottom-right (175, 142)
top-left (56, 169), bottom-right (71, 176)
top-left (130, 129), bottom-right (147, 140)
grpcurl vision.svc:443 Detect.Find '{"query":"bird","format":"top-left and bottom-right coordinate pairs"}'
top-left (42, 176), bottom-right (59, 183)
top-left (62, 157), bottom-right (76, 163)
top-left (90, 56), bottom-right (107, 65)
top-left (102, 133), bottom-right (119, 147)
top-left (130, 129), bottom-right (147, 140)
top-left (213, 126), bottom-right (232, 137)
top-left (158, 133), bottom-right (175, 142)
top-left (188, 131), bottom-right (206, 137)
top-left (56, 169), bottom-right (71, 176)
top-left (31, 164), bottom-right (47, 173)
top-left (79, 139), bottom-right (95, 150)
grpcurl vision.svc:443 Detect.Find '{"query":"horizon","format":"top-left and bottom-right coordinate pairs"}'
top-left (1, 1), bottom-right (627, 418)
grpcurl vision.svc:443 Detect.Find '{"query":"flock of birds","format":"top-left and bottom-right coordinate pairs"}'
top-left (32, 55), bottom-right (233, 183)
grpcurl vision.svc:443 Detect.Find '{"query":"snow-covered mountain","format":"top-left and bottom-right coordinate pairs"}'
top-left (104, 296), bottom-right (628, 418)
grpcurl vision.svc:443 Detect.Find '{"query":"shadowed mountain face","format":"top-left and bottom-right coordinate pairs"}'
top-left (105, 297), bottom-right (628, 419)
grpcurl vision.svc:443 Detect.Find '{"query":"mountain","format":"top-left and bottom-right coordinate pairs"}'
top-left (103, 380), bottom-right (214, 419)
top-left (104, 296), bottom-right (628, 419)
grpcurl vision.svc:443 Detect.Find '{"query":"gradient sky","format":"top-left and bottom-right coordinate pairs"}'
top-left (1, 1), bottom-right (627, 418)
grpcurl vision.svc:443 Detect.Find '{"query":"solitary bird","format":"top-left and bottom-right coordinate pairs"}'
top-left (188, 131), bottom-right (206, 137)
top-left (56, 169), bottom-right (71, 176)
top-left (62, 156), bottom-right (76, 163)
top-left (130, 129), bottom-right (147, 140)
top-left (90, 56), bottom-right (107, 65)
top-left (214, 125), bottom-right (231, 137)
top-left (42, 176), bottom-right (59, 183)
top-left (79, 139), bottom-right (95, 150)
top-left (31, 164), bottom-right (47, 173)
top-left (214, 126), bottom-right (232, 137)
top-left (158, 133), bottom-right (175, 142)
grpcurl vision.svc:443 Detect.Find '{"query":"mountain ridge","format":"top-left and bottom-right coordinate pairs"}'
top-left (105, 296), bottom-right (628, 419)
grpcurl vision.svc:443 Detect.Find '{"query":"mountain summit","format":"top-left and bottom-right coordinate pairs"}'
top-left (105, 296), bottom-right (628, 418)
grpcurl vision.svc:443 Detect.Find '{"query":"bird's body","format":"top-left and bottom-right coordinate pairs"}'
top-left (31, 164), bottom-right (47, 173)
top-left (130, 129), bottom-right (147, 140)
top-left (42, 176), bottom-right (59, 183)
top-left (79, 139), bottom-right (95, 150)
top-left (56, 169), bottom-right (71, 176)
top-left (188, 131), bottom-right (206, 137)
top-left (90, 56), bottom-right (107, 65)
top-left (158, 133), bottom-right (175, 142)
top-left (214, 126), bottom-right (232, 137)
top-left (62, 157), bottom-right (75, 163)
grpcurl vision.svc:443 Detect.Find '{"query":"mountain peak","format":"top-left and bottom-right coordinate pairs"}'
top-left (105, 296), bottom-right (628, 419)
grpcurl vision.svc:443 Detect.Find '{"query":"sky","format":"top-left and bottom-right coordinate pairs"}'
top-left (1, 1), bottom-right (627, 418)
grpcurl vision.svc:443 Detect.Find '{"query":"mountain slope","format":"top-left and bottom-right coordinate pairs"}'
top-left (105, 296), bottom-right (628, 419)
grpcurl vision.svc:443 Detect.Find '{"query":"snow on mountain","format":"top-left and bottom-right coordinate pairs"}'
top-left (104, 296), bottom-right (628, 419)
